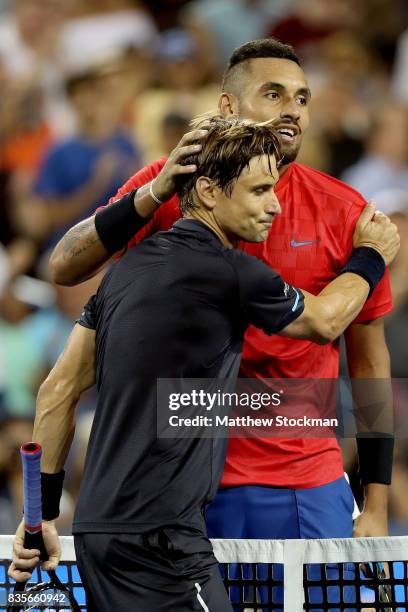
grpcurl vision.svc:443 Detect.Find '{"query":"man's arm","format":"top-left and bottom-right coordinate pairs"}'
top-left (281, 273), bottom-right (372, 344)
top-left (8, 324), bottom-right (96, 581)
top-left (33, 323), bottom-right (96, 471)
top-left (345, 318), bottom-right (393, 537)
top-left (281, 205), bottom-right (399, 344)
top-left (238, 203), bottom-right (399, 344)
top-left (49, 184), bottom-right (157, 287)
top-left (49, 129), bottom-right (207, 286)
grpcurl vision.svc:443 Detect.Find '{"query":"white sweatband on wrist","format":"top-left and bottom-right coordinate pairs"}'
top-left (149, 181), bottom-right (163, 206)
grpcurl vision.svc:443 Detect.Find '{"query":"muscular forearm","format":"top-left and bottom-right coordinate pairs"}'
top-left (283, 239), bottom-right (389, 343)
top-left (49, 216), bottom-right (109, 286)
top-left (316, 272), bottom-right (371, 340)
top-left (283, 272), bottom-right (370, 344)
top-left (32, 325), bottom-right (96, 473)
top-left (347, 326), bottom-right (393, 435)
top-left (49, 183), bottom-right (158, 286)
top-left (33, 376), bottom-right (77, 473)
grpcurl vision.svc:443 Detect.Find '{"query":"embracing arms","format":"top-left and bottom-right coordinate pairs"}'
top-left (280, 204), bottom-right (399, 343)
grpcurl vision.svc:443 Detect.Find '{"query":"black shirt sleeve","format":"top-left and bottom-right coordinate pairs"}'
top-left (230, 250), bottom-right (305, 334)
top-left (76, 294), bottom-right (97, 330)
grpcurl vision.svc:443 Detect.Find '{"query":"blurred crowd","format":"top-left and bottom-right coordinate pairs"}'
top-left (0, 0), bottom-right (408, 536)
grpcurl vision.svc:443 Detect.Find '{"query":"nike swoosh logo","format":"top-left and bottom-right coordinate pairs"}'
top-left (290, 239), bottom-right (319, 248)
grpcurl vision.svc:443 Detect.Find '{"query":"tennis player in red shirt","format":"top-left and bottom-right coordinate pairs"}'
top-left (49, 40), bottom-right (393, 546)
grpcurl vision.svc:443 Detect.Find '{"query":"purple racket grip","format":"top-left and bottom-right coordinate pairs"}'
top-left (20, 442), bottom-right (42, 533)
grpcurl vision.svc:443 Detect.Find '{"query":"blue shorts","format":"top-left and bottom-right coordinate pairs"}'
top-left (206, 476), bottom-right (355, 611)
top-left (206, 475), bottom-right (354, 540)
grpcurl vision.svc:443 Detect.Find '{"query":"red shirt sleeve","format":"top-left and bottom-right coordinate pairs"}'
top-left (342, 197), bottom-right (393, 323)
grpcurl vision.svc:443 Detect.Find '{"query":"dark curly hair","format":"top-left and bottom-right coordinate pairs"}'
top-left (222, 38), bottom-right (300, 93)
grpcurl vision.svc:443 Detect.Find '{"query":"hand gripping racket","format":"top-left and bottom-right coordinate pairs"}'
top-left (7, 443), bottom-right (80, 611)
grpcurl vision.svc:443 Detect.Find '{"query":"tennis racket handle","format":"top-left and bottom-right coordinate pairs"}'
top-left (20, 442), bottom-right (42, 530)
top-left (24, 529), bottom-right (49, 561)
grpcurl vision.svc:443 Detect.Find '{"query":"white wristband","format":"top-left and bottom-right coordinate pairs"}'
top-left (149, 181), bottom-right (163, 206)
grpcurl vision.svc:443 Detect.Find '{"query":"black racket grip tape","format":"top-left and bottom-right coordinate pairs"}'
top-left (24, 530), bottom-right (49, 561)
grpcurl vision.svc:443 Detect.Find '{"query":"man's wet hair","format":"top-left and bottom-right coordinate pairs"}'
top-left (222, 38), bottom-right (300, 96)
top-left (176, 116), bottom-right (281, 214)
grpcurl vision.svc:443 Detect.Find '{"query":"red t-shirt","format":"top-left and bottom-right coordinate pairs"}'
top-left (107, 158), bottom-right (392, 488)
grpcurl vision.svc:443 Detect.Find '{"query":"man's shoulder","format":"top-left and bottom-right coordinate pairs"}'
top-left (291, 162), bottom-right (366, 209)
top-left (224, 247), bottom-right (279, 281)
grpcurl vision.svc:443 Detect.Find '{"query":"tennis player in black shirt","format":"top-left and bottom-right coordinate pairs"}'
top-left (9, 118), bottom-right (399, 611)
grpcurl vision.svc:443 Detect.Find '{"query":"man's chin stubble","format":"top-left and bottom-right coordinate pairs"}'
top-left (280, 145), bottom-right (300, 166)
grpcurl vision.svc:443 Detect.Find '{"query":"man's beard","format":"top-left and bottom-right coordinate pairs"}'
top-left (279, 142), bottom-right (301, 165)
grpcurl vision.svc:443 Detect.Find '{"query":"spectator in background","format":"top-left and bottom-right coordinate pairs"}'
top-left (374, 190), bottom-right (408, 378)
top-left (0, 0), bottom-right (73, 137)
top-left (267, 0), bottom-right (360, 59)
top-left (0, 277), bottom-right (56, 416)
top-left (295, 30), bottom-right (389, 177)
top-left (0, 244), bottom-right (10, 299)
top-left (1, 84), bottom-right (52, 178)
top-left (0, 272), bottom-right (101, 418)
top-left (0, 0), bottom-right (158, 140)
top-left (61, 0), bottom-right (157, 54)
top-left (147, 0), bottom-right (193, 31)
top-left (320, 31), bottom-right (389, 101)
top-left (341, 104), bottom-right (408, 200)
top-left (60, 0), bottom-right (157, 99)
top-left (0, 0), bottom-right (65, 83)
top-left (135, 28), bottom-right (218, 160)
top-left (392, 28), bottom-right (408, 103)
top-left (181, 0), bottom-right (290, 74)
top-left (28, 54), bottom-right (142, 251)
top-left (298, 77), bottom-right (365, 177)
top-left (162, 112), bottom-right (191, 155)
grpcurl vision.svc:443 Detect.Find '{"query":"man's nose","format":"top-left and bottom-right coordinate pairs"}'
top-left (280, 100), bottom-right (301, 122)
top-left (266, 194), bottom-right (281, 215)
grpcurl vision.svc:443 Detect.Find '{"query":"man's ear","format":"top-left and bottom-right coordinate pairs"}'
top-left (219, 92), bottom-right (239, 117)
top-left (195, 176), bottom-right (218, 210)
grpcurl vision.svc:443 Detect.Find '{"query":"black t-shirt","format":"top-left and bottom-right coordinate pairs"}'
top-left (73, 219), bottom-right (304, 534)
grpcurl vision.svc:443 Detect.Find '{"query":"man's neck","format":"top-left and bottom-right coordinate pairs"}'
top-left (278, 161), bottom-right (292, 178)
top-left (185, 211), bottom-right (236, 248)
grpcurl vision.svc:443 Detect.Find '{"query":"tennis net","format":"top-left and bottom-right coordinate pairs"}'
top-left (0, 535), bottom-right (407, 610)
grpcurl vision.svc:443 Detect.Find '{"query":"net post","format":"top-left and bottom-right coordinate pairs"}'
top-left (283, 539), bottom-right (306, 611)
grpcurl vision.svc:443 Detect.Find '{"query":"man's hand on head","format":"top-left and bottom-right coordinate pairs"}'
top-left (151, 129), bottom-right (208, 204)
